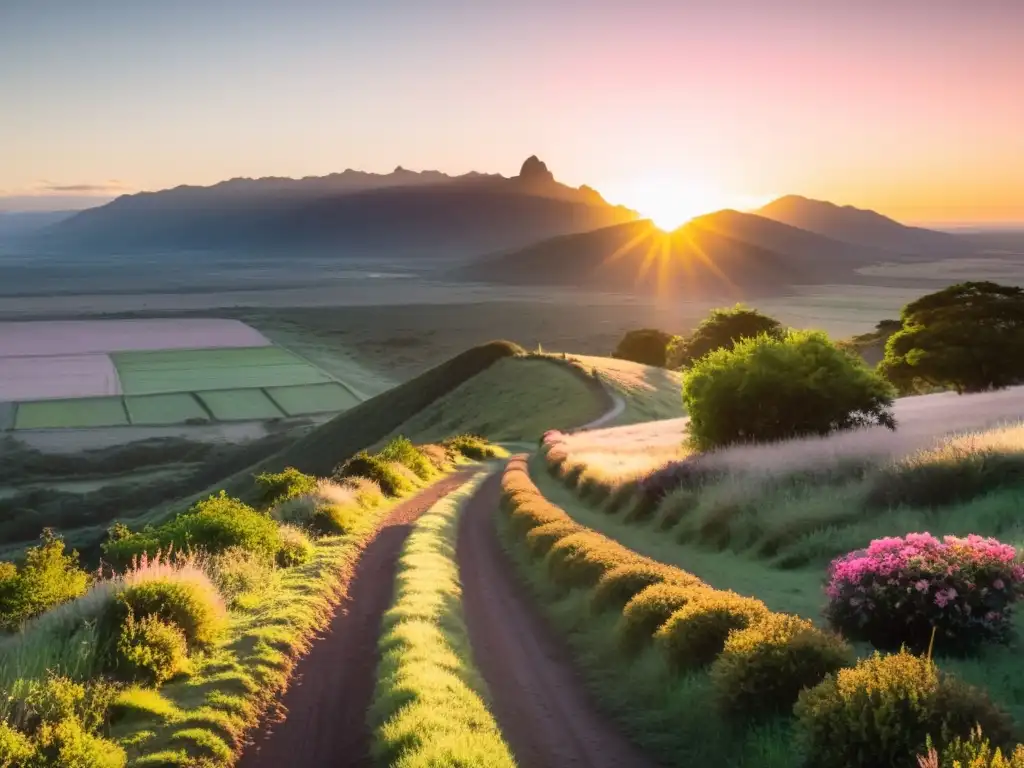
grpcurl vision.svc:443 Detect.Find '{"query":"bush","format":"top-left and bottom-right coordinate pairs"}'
top-left (524, 520), bottom-right (583, 558)
top-left (102, 492), bottom-right (282, 566)
top-left (683, 330), bottom-right (896, 450)
top-left (206, 547), bottom-right (274, 607)
top-left (637, 459), bottom-right (719, 507)
top-left (709, 613), bottom-right (853, 720)
top-left (111, 576), bottom-right (225, 651)
top-left (612, 328), bottom-right (674, 367)
top-left (0, 722), bottom-right (33, 767)
top-left (879, 282), bottom-right (1024, 394)
top-left (669, 304), bottom-right (785, 369)
top-left (591, 563), bottom-right (700, 613)
top-left (545, 532), bottom-right (638, 590)
top-left (311, 504), bottom-right (364, 536)
top-left (443, 434), bottom-right (498, 461)
top-left (824, 533), bottom-right (1024, 654)
top-left (618, 583), bottom-right (711, 654)
top-left (276, 524), bottom-right (314, 567)
top-left (378, 436), bottom-right (434, 480)
top-left (113, 613), bottom-right (189, 685)
top-left (654, 592), bottom-right (769, 671)
top-left (919, 727), bottom-right (1024, 768)
top-left (0, 529), bottom-right (90, 630)
top-left (254, 466), bottom-right (317, 506)
top-left (795, 650), bottom-right (1014, 768)
top-left (417, 443), bottom-right (450, 471)
top-left (334, 451), bottom-right (411, 497)
top-left (33, 718), bottom-right (126, 768)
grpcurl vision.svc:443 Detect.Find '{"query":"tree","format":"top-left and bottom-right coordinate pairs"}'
top-left (612, 328), bottom-right (674, 367)
top-left (879, 282), bottom-right (1024, 394)
top-left (669, 305), bottom-right (784, 369)
top-left (683, 330), bottom-right (896, 450)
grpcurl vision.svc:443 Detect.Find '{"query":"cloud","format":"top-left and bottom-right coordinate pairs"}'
top-left (31, 179), bottom-right (134, 195)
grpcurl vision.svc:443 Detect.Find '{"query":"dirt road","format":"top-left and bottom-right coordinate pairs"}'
top-left (458, 472), bottom-right (658, 768)
top-left (238, 469), bottom-right (474, 768)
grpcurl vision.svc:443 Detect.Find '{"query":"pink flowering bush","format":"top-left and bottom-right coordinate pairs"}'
top-left (825, 533), bottom-right (1024, 654)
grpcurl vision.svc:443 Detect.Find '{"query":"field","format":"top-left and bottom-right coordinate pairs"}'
top-left (124, 394), bottom-right (210, 425)
top-left (14, 397), bottom-right (129, 429)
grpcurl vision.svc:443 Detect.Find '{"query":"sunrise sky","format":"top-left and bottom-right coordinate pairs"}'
top-left (2, 0), bottom-right (1022, 224)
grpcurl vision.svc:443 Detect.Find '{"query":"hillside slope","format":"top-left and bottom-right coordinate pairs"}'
top-left (41, 157), bottom-right (637, 257)
top-left (757, 195), bottom-right (965, 255)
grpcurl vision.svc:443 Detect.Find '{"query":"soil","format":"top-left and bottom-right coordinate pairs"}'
top-left (238, 469), bottom-right (474, 768)
top-left (458, 472), bottom-right (658, 768)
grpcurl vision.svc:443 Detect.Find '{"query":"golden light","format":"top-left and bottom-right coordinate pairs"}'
top-left (604, 176), bottom-right (770, 232)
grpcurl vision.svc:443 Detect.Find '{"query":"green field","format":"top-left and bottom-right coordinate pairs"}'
top-left (125, 393), bottom-right (210, 425)
top-left (112, 346), bottom-right (332, 395)
top-left (197, 389), bottom-right (285, 421)
top-left (265, 382), bottom-right (361, 416)
top-left (14, 397), bottom-right (130, 429)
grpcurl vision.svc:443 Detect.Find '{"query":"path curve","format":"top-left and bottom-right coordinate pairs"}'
top-left (576, 391), bottom-right (625, 431)
top-left (239, 469), bottom-right (474, 768)
top-left (458, 472), bottom-right (659, 768)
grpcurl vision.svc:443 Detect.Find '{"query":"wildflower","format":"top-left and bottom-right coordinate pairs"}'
top-left (915, 579), bottom-right (929, 592)
top-left (994, 579), bottom-right (1006, 590)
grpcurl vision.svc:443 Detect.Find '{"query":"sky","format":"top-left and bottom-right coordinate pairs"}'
top-left (1, 0), bottom-right (1022, 225)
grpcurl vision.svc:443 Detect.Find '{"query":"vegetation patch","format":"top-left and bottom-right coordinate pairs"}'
top-left (264, 382), bottom-right (361, 416)
top-left (369, 472), bottom-right (515, 767)
top-left (15, 397), bottom-right (130, 430)
top-left (196, 390), bottom-right (284, 422)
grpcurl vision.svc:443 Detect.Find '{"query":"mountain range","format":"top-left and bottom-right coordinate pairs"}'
top-left (39, 157), bottom-right (638, 257)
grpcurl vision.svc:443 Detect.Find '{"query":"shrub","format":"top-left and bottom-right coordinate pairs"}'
top-left (669, 304), bottom-right (785, 369)
top-left (637, 459), bottom-right (719, 507)
top-left (111, 575), bottom-right (225, 651)
top-left (378, 436), bottom-right (434, 480)
top-left (334, 451), bottom-right (411, 497)
top-left (0, 722), bottom-right (33, 767)
top-left (254, 467), bottom-right (317, 506)
top-left (206, 546), bottom-right (274, 607)
top-left (545, 532), bottom-right (638, 590)
top-left (525, 521), bottom-right (583, 558)
top-left (919, 727), bottom-right (1024, 768)
top-left (795, 650), bottom-right (1014, 768)
top-left (618, 583), bottom-right (711, 654)
top-left (417, 443), bottom-right (450, 471)
top-left (591, 563), bottom-right (700, 614)
top-left (443, 434), bottom-right (498, 461)
top-left (33, 718), bottom-right (126, 768)
top-left (709, 613), bottom-right (853, 720)
top-left (683, 330), bottom-right (896, 450)
top-left (612, 328), bottom-right (674, 367)
top-left (0, 529), bottom-right (90, 630)
top-left (879, 282), bottom-right (1024, 394)
top-left (311, 504), bottom-right (365, 536)
top-left (654, 592), bottom-right (769, 671)
top-left (509, 499), bottom-right (565, 536)
top-left (102, 492), bottom-right (282, 566)
top-left (824, 533), bottom-right (1024, 654)
top-left (276, 524), bottom-right (314, 567)
top-left (113, 613), bottom-right (189, 685)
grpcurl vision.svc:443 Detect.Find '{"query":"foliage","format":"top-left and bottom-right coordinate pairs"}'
top-left (102, 491), bottom-right (282, 566)
top-left (33, 717), bottom-right (126, 768)
top-left (442, 433), bottom-right (499, 461)
top-left (824, 533), bottom-right (1024, 654)
top-left (591, 563), bottom-right (700, 613)
top-left (919, 727), bottom-right (1024, 768)
top-left (668, 304), bottom-right (784, 369)
top-left (794, 650), bottom-right (1014, 768)
top-left (110, 575), bottom-right (226, 651)
top-left (275, 524), bottom-right (314, 567)
top-left (636, 458), bottom-right (719, 506)
top-left (334, 450), bottom-right (412, 497)
top-left (113, 613), bottom-right (189, 685)
top-left (205, 546), bottom-right (275, 608)
top-left (545, 532), bottom-right (640, 590)
top-left (0, 529), bottom-right (90, 630)
top-left (683, 329), bottom-right (896, 449)
top-left (612, 328), bottom-right (674, 367)
top-left (0, 722), bottom-right (33, 767)
top-left (653, 592), bottom-right (769, 671)
top-left (617, 583), bottom-right (710, 654)
top-left (254, 466), bottom-right (318, 506)
top-left (524, 520), bottom-right (583, 558)
top-left (378, 436), bottom-right (435, 480)
top-left (880, 282), bottom-right (1024, 394)
top-left (709, 613), bottom-right (852, 720)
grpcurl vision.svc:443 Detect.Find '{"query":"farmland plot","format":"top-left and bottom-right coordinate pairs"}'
top-left (14, 397), bottom-right (130, 429)
top-left (197, 389), bottom-right (285, 421)
top-left (125, 394), bottom-right (210, 425)
top-left (265, 382), bottom-right (361, 415)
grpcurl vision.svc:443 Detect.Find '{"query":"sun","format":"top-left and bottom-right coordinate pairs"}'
top-left (603, 176), bottom-right (761, 232)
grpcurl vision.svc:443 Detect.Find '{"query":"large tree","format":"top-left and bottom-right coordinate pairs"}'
top-left (668, 304), bottom-right (785, 369)
top-left (879, 282), bottom-right (1024, 394)
top-left (612, 328), bottom-right (674, 367)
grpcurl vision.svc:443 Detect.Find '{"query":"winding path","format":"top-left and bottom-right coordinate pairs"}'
top-left (238, 469), bottom-right (474, 768)
top-left (458, 472), bottom-right (658, 768)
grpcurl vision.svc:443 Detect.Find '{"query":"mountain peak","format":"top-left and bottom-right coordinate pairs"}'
top-left (518, 155), bottom-right (555, 184)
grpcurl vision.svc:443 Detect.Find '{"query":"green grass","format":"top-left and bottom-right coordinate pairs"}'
top-left (384, 357), bottom-right (606, 444)
top-left (370, 471), bottom-right (516, 767)
top-left (565, 354), bottom-right (685, 424)
top-left (14, 397), bottom-right (130, 429)
top-left (112, 347), bottom-right (332, 396)
top-left (264, 382), bottom-right (361, 416)
top-left (125, 394), bottom-right (210, 425)
top-left (196, 390), bottom-right (285, 421)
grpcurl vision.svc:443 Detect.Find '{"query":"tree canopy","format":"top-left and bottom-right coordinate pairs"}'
top-left (878, 281), bottom-right (1024, 394)
top-left (612, 328), bottom-right (674, 367)
top-left (668, 304), bottom-right (784, 369)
